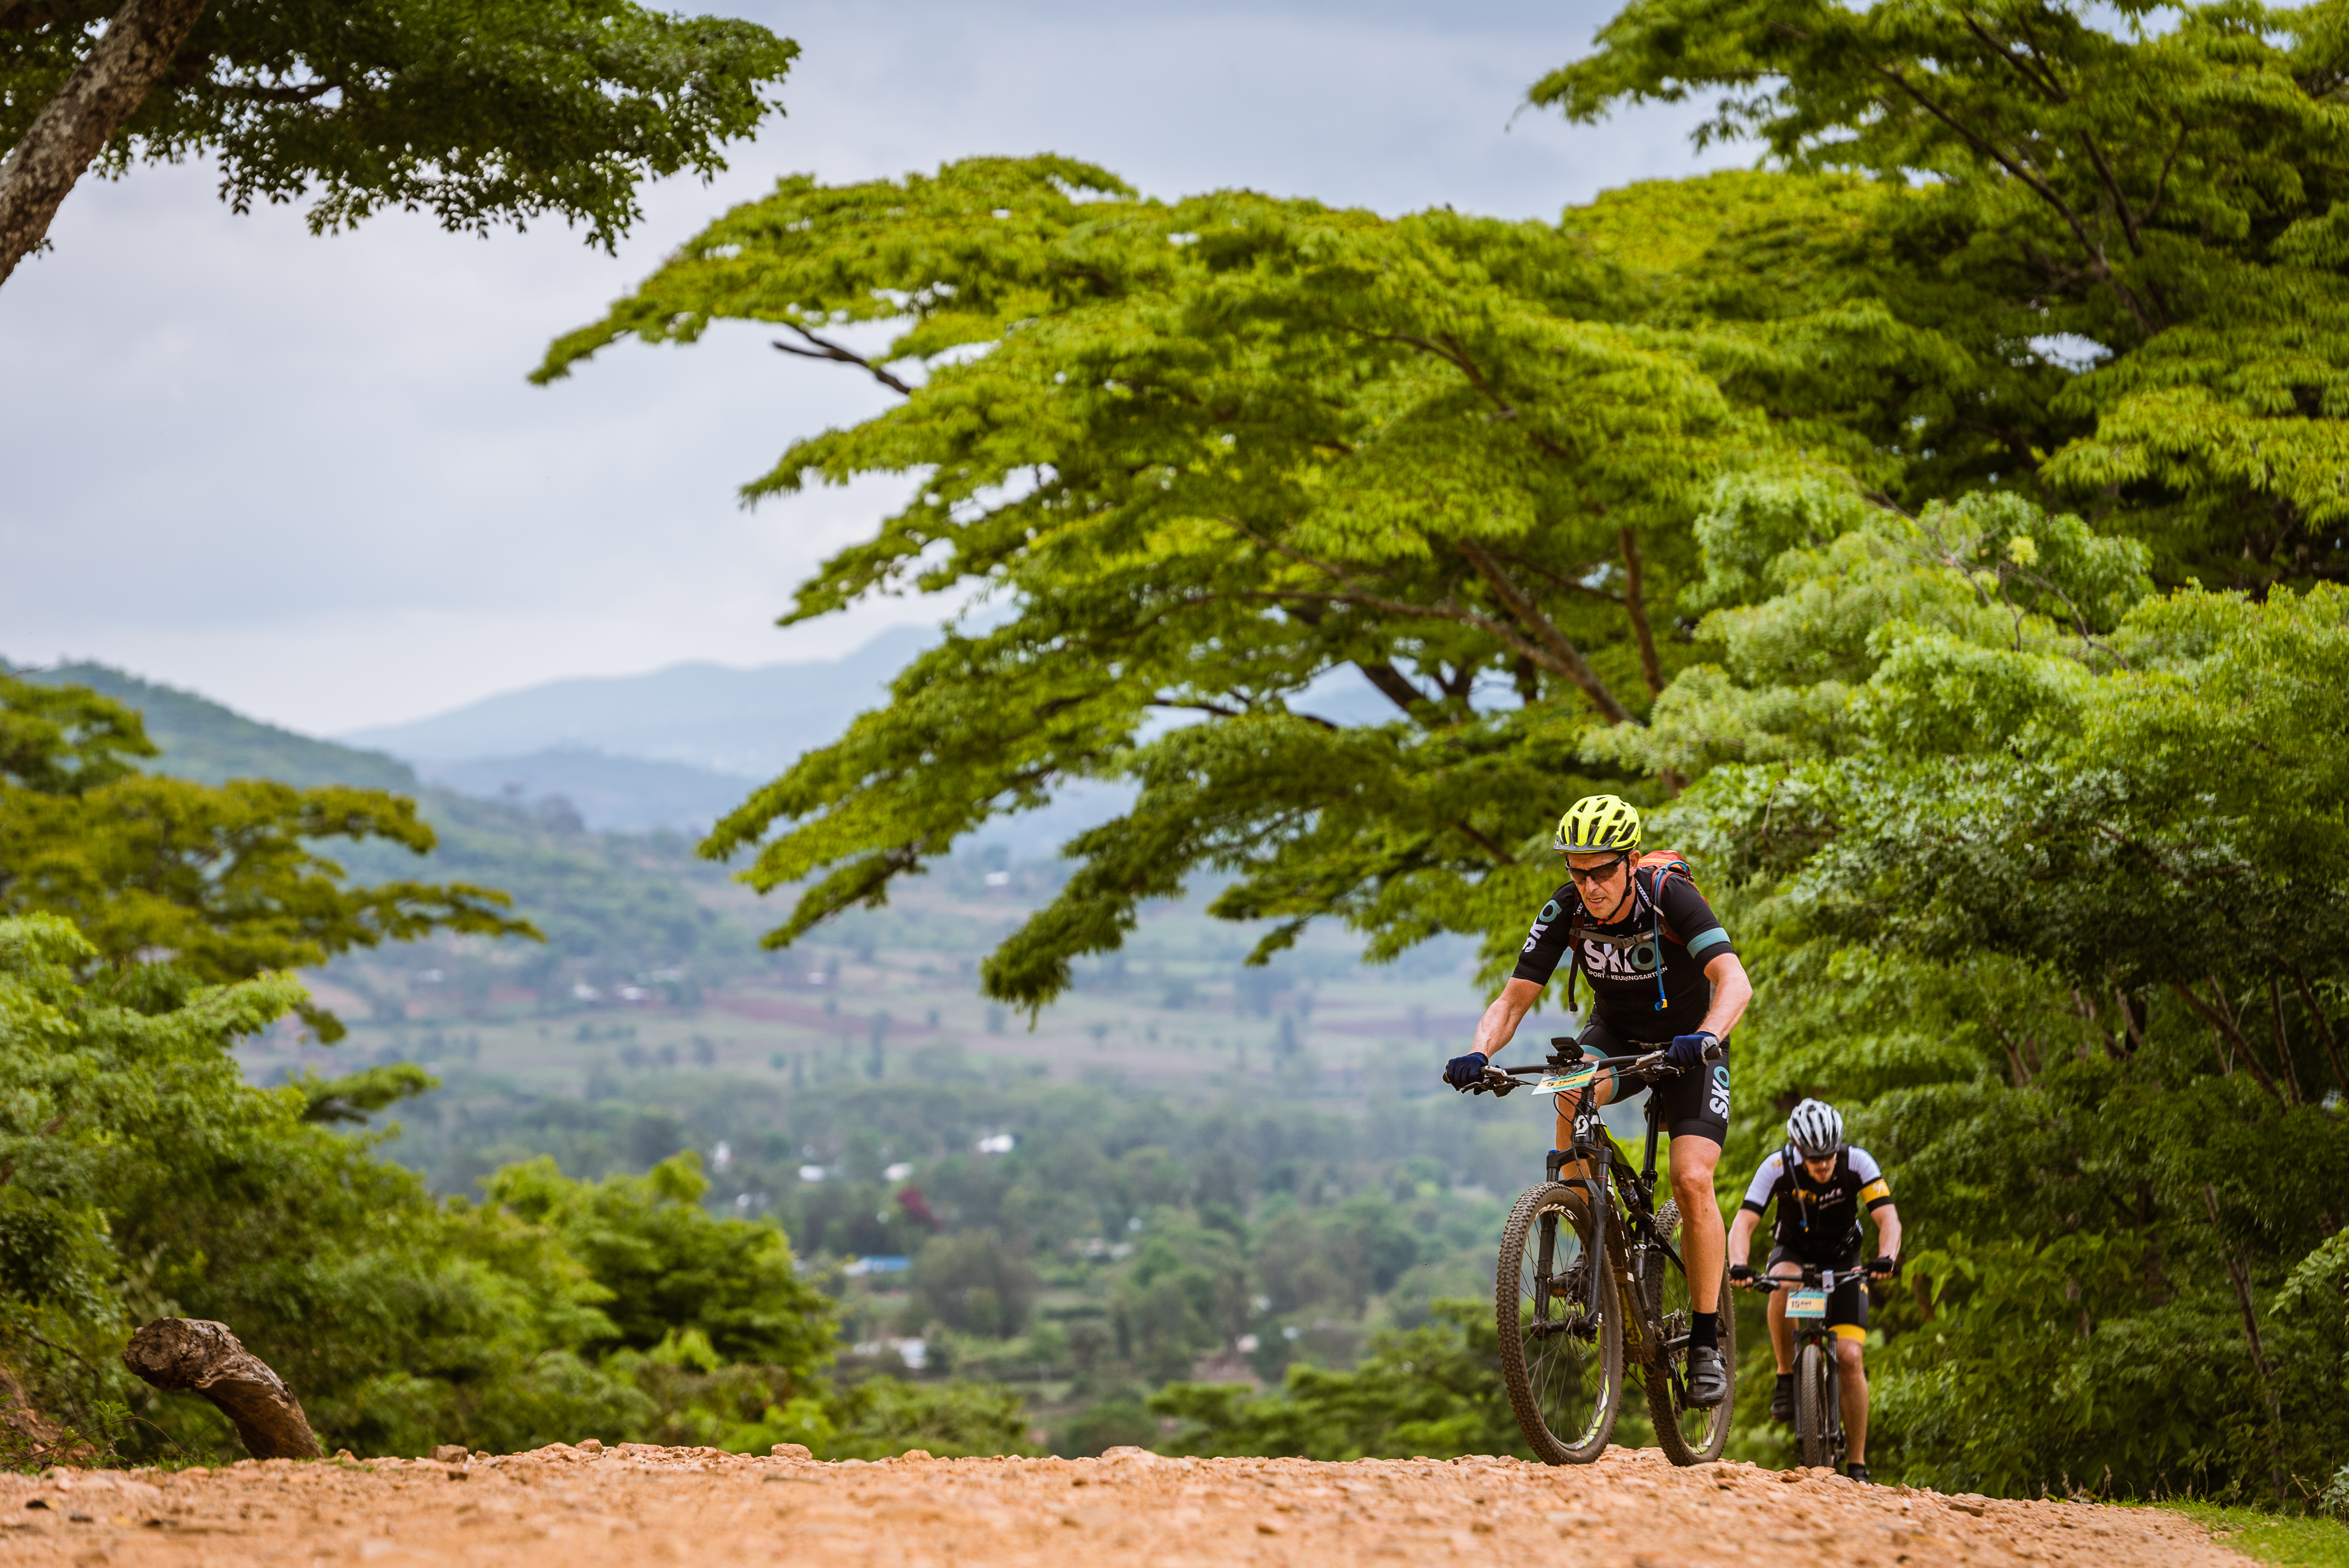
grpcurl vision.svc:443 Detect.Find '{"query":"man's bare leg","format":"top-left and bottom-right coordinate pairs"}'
top-left (1668, 1135), bottom-right (1723, 1313)
top-left (1766, 1260), bottom-right (1802, 1372)
top-left (1837, 1336), bottom-right (1870, 1465)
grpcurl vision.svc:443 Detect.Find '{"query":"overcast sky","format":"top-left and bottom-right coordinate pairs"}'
top-left (0, 0), bottom-right (1745, 735)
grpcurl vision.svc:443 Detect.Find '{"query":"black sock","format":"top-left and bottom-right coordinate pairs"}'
top-left (1688, 1311), bottom-right (1718, 1351)
top-left (1775, 1372), bottom-right (1794, 1390)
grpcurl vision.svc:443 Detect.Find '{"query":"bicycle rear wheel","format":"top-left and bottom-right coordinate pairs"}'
top-left (1795, 1340), bottom-right (1834, 1469)
top-left (1495, 1181), bottom-right (1621, 1464)
top-left (1642, 1199), bottom-right (1736, 1465)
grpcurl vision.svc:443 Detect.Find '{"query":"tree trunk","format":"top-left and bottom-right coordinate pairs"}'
top-left (0, 0), bottom-right (214, 287)
top-left (121, 1319), bottom-right (321, 1460)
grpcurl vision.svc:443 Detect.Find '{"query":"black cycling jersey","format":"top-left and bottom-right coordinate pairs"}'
top-left (1740, 1146), bottom-right (1895, 1262)
top-left (1510, 869), bottom-right (1736, 1041)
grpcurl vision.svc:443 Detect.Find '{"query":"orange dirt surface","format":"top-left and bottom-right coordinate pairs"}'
top-left (0, 1441), bottom-right (2252, 1567)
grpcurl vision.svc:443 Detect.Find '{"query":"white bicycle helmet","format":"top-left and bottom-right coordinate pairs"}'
top-left (1786, 1098), bottom-right (1845, 1159)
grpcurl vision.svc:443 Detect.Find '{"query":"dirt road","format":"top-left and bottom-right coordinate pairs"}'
top-left (0, 1441), bottom-right (2250, 1566)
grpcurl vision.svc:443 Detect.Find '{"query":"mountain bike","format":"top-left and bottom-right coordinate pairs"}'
top-left (1745, 1266), bottom-right (1851, 1470)
top-left (1468, 1041), bottom-right (1734, 1466)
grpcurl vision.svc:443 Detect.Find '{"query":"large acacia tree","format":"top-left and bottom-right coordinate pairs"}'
top-left (0, 0), bottom-right (796, 284)
top-left (537, 157), bottom-right (1965, 1001)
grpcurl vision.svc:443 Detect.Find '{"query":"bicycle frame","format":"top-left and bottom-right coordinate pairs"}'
top-left (1543, 1053), bottom-right (1689, 1377)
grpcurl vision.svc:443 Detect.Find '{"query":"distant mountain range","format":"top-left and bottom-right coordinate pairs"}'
top-left (412, 749), bottom-right (756, 836)
top-left (30, 662), bottom-right (422, 792)
top-left (342, 626), bottom-right (937, 776)
top-left (9, 637), bottom-right (1136, 853)
top-left (17, 625), bottom-right (1403, 848)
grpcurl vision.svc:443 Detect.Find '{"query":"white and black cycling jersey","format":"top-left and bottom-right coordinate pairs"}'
top-left (1739, 1146), bottom-right (1893, 1261)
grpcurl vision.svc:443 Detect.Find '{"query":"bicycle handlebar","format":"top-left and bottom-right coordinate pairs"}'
top-left (1738, 1263), bottom-right (1894, 1290)
top-left (1461, 1044), bottom-right (1723, 1098)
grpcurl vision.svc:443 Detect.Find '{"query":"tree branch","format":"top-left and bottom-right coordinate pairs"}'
top-left (1452, 820), bottom-right (1519, 866)
top-left (2169, 979), bottom-right (2284, 1103)
top-left (2076, 130), bottom-right (2146, 257)
top-left (208, 78), bottom-right (341, 105)
top-left (122, 1319), bottom-right (320, 1460)
top-left (1356, 660), bottom-right (1436, 718)
top-left (0, 0), bottom-right (214, 287)
top-left (772, 323), bottom-right (914, 396)
top-left (2267, 975), bottom-right (2305, 1105)
top-left (1859, 59), bottom-right (2159, 334)
top-left (1453, 540), bottom-right (1634, 723)
top-left (2287, 963), bottom-right (2348, 1096)
top-left (1960, 13), bottom-right (2071, 104)
top-left (1617, 527), bottom-right (1665, 698)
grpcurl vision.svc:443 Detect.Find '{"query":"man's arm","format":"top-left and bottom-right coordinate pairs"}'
top-left (1698, 952), bottom-right (1751, 1041)
top-left (1468, 977), bottom-right (1545, 1062)
top-left (1871, 1203), bottom-right (1902, 1264)
top-left (1726, 1207), bottom-right (1761, 1268)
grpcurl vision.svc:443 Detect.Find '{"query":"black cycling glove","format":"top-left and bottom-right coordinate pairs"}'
top-left (1727, 1263), bottom-right (1757, 1285)
top-left (1666, 1030), bottom-right (1719, 1073)
top-left (1443, 1053), bottom-right (1489, 1090)
top-left (1868, 1254), bottom-right (1901, 1279)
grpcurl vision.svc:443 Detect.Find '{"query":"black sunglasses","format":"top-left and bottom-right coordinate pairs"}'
top-left (1564, 856), bottom-right (1629, 884)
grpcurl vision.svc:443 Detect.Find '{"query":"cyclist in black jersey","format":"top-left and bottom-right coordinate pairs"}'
top-left (1442, 794), bottom-right (1753, 1407)
top-left (1727, 1098), bottom-right (1902, 1482)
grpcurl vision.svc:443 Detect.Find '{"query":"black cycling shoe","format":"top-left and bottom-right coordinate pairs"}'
top-left (1846, 1462), bottom-right (1871, 1484)
top-left (1769, 1373), bottom-right (1795, 1424)
top-left (1686, 1346), bottom-right (1729, 1408)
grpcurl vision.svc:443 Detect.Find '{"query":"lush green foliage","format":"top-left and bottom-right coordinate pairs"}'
top-left (481, 1152), bottom-right (834, 1368)
top-left (1535, 0), bottom-right (2349, 591)
top-left (538, 156), bottom-right (1933, 1006)
top-left (2, 0), bottom-right (796, 250)
top-left (0, 911), bottom-right (871, 1462)
top-left (0, 674), bottom-right (532, 1040)
top-left (4, 664), bottom-right (767, 1015)
top-left (1150, 1300), bottom-right (1524, 1459)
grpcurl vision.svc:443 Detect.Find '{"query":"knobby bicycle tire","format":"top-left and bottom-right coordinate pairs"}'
top-left (1795, 1341), bottom-right (1834, 1470)
top-left (1495, 1181), bottom-right (1621, 1464)
top-left (1641, 1199), bottom-right (1736, 1466)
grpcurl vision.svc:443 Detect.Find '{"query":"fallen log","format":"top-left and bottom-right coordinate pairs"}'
top-left (121, 1319), bottom-right (321, 1459)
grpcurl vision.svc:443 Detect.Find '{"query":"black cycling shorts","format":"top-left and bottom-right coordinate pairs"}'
top-left (1765, 1245), bottom-right (1870, 1340)
top-left (1576, 1017), bottom-right (1730, 1147)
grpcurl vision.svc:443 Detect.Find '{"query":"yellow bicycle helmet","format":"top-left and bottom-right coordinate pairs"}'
top-left (1553, 794), bottom-right (1642, 855)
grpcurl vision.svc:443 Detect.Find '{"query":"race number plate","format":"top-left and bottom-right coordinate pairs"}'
top-left (1533, 1065), bottom-right (1599, 1098)
top-left (1784, 1289), bottom-right (1829, 1319)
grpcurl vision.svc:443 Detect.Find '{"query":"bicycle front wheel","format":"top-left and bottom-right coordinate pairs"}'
top-left (1642, 1198), bottom-right (1736, 1465)
top-left (1795, 1340), bottom-right (1834, 1469)
top-left (1495, 1181), bottom-right (1622, 1464)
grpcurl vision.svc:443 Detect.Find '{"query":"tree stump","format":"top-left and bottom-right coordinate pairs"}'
top-left (121, 1319), bottom-right (321, 1459)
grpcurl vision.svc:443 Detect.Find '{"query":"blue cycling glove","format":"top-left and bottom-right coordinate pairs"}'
top-left (1443, 1052), bottom-right (1490, 1089)
top-left (1666, 1031), bottom-right (1719, 1073)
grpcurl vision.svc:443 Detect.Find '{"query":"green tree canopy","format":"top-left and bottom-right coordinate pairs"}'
top-left (1534, 0), bottom-right (2349, 590)
top-left (0, 0), bottom-right (797, 284)
top-left (480, 1151), bottom-right (836, 1370)
top-left (538, 155), bottom-right (1963, 1006)
top-left (0, 673), bottom-right (534, 1039)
